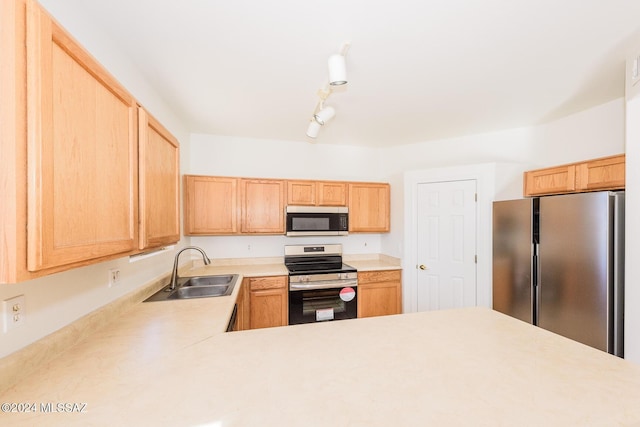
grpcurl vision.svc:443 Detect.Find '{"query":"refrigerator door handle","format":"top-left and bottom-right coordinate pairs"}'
top-left (532, 242), bottom-right (540, 326)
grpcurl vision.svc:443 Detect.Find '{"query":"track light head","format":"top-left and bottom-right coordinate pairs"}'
top-left (328, 54), bottom-right (347, 86)
top-left (306, 120), bottom-right (321, 138)
top-left (306, 105), bottom-right (335, 139)
top-left (314, 106), bottom-right (336, 125)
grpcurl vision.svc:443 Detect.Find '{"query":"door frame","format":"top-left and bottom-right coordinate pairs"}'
top-left (403, 163), bottom-right (496, 313)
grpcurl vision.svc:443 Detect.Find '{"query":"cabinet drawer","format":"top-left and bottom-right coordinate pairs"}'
top-left (248, 276), bottom-right (287, 291)
top-left (359, 270), bottom-right (401, 284)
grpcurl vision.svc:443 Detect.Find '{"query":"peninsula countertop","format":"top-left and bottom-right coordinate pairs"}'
top-left (2, 298), bottom-right (640, 426)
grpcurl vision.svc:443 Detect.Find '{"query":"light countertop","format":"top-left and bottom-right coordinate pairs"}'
top-left (2, 256), bottom-right (640, 426)
top-left (2, 301), bottom-right (640, 425)
top-left (344, 253), bottom-right (401, 272)
top-left (186, 253), bottom-right (402, 276)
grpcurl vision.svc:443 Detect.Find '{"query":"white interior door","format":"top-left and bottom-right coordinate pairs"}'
top-left (416, 180), bottom-right (477, 311)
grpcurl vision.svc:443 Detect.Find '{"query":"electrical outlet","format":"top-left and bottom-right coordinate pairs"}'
top-left (3, 295), bottom-right (25, 333)
top-left (108, 268), bottom-right (121, 287)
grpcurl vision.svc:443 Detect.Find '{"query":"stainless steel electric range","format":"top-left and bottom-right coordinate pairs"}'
top-left (284, 244), bottom-right (358, 325)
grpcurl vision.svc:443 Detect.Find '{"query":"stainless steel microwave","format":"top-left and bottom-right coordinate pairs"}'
top-left (285, 206), bottom-right (348, 236)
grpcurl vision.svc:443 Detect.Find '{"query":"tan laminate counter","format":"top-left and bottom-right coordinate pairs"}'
top-left (2, 303), bottom-right (640, 425)
top-left (2, 257), bottom-right (640, 426)
top-left (344, 253), bottom-right (402, 271)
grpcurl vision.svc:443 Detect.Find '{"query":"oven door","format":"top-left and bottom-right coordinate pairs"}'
top-left (289, 283), bottom-right (357, 325)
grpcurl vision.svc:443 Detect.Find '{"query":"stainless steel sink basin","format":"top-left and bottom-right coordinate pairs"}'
top-left (181, 275), bottom-right (236, 287)
top-left (144, 274), bottom-right (239, 302)
top-left (167, 285), bottom-right (231, 299)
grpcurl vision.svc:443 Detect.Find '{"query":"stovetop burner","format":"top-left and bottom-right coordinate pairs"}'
top-left (286, 262), bottom-right (356, 275)
top-left (284, 244), bottom-right (356, 276)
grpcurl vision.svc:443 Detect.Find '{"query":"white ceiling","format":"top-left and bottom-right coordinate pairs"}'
top-left (70, 0), bottom-right (640, 147)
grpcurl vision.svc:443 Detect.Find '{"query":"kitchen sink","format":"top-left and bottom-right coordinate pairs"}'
top-left (181, 275), bottom-right (236, 287)
top-left (144, 274), bottom-right (239, 302)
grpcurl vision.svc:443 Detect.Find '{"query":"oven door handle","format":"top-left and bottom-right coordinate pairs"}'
top-left (289, 279), bottom-right (358, 291)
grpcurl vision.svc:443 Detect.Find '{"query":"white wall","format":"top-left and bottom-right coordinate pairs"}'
top-left (189, 134), bottom-right (386, 259)
top-left (625, 52), bottom-right (640, 365)
top-left (0, 1), bottom-right (191, 358)
top-left (381, 98), bottom-right (624, 178)
top-left (379, 98), bottom-right (626, 259)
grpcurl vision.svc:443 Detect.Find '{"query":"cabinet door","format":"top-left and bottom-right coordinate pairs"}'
top-left (317, 181), bottom-right (347, 206)
top-left (523, 165), bottom-right (576, 197)
top-left (576, 155), bottom-right (625, 191)
top-left (287, 180), bottom-right (348, 206)
top-left (138, 107), bottom-right (180, 250)
top-left (358, 270), bottom-right (402, 318)
top-left (235, 278), bottom-right (250, 331)
top-left (287, 180), bottom-right (316, 205)
top-left (183, 175), bottom-right (238, 235)
top-left (26, 2), bottom-right (138, 271)
top-left (240, 179), bottom-right (285, 234)
top-left (249, 276), bottom-right (288, 329)
top-left (1, 0), bottom-right (28, 283)
top-left (348, 183), bottom-right (390, 232)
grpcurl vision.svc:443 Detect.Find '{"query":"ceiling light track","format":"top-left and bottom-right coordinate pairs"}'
top-left (306, 42), bottom-right (350, 140)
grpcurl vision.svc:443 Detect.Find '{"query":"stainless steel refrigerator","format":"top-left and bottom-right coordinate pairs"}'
top-left (492, 191), bottom-right (624, 357)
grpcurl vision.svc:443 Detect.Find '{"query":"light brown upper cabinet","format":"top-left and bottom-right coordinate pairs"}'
top-left (1, 0), bottom-right (29, 283)
top-left (138, 107), bottom-right (180, 250)
top-left (317, 181), bottom-right (348, 206)
top-left (239, 179), bottom-right (286, 234)
top-left (287, 180), bottom-right (348, 206)
top-left (287, 180), bottom-right (317, 205)
top-left (523, 165), bottom-right (577, 196)
top-left (348, 183), bottom-right (390, 232)
top-left (182, 175), bottom-right (390, 236)
top-left (524, 154), bottom-right (625, 197)
top-left (25, 0), bottom-right (138, 271)
top-left (183, 175), bottom-right (238, 235)
top-left (575, 155), bottom-right (625, 192)
top-left (1, 0), bottom-right (180, 283)
top-left (184, 176), bottom-right (286, 235)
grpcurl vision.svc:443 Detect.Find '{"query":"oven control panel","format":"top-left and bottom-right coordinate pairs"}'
top-left (289, 271), bottom-right (357, 284)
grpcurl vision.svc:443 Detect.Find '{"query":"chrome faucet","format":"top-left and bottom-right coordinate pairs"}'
top-left (169, 246), bottom-right (211, 290)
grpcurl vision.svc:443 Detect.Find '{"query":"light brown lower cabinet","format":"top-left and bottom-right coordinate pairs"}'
top-left (358, 270), bottom-right (402, 318)
top-left (248, 276), bottom-right (288, 329)
top-left (233, 277), bottom-right (250, 331)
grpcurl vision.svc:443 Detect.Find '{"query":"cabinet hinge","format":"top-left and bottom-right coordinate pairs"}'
top-left (475, 255), bottom-right (477, 264)
top-left (475, 193), bottom-right (478, 202)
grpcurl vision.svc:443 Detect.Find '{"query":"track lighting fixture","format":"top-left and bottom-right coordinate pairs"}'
top-left (306, 120), bottom-right (322, 138)
top-left (328, 54), bottom-right (347, 86)
top-left (314, 106), bottom-right (336, 125)
top-left (306, 42), bottom-right (350, 140)
top-left (306, 105), bottom-right (335, 138)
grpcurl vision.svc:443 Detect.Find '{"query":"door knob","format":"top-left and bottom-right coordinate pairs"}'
top-left (418, 264), bottom-right (428, 270)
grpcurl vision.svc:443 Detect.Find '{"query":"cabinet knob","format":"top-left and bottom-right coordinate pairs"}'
top-left (418, 264), bottom-right (428, 270)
